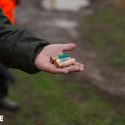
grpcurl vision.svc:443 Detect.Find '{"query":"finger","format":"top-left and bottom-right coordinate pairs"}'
top-left (75, 62), bottom-right (84, 68)
top-left (39, 64), bottom-right (68, 74)
top-left (63, 65), bottom-right (82, 73)
top-left (61, 43), bottom-right (77, 51)
top-left (51, 68), bottom-right (69, 74)
top-left (75, 62), bottom-right (84, 71)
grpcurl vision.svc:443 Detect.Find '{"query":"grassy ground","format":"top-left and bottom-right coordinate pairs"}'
top-left (0, 70), bottom-right (125, 125)
top-left (80, 7), bottom-right (125, 70)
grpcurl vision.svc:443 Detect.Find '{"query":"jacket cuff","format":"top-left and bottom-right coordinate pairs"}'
top-left (31, 41), bottom-right (50, 74)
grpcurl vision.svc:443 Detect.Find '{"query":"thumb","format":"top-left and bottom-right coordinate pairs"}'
top-left (62, 43), bottom-right (77, 51)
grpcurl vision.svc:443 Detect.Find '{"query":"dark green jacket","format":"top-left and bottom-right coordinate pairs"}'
top-left (0, 9), bottom-right (49, 74)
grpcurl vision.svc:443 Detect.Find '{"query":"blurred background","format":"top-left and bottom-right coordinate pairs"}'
top-left (1, 0), bottom-right (125, 124)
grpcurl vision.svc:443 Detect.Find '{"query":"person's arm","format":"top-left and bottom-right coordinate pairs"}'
top-left (0, 9), bottom-right (84, 74)
top-left (0, 9), bottom-right (49, 73)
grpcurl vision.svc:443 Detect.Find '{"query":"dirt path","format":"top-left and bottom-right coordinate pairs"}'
top-left (15, 0), bottom-right (125, 97)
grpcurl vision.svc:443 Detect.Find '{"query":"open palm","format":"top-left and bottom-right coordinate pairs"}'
top-left (35, 43), bottom-right (84, 74)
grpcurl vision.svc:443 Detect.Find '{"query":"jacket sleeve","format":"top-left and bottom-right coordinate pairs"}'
top-left (0, 9), bottom-right (49, 74)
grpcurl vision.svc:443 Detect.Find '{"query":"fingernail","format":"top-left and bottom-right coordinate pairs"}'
top-left (80, 67), bottom-right (84, 71)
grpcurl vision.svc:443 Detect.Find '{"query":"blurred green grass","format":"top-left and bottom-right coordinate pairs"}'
top-left (80, 7), bottom-right (125, 69)
top-left (1, 69), bottom-right (125, 125)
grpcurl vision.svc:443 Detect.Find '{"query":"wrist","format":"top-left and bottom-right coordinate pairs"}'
top-left (34, 43), bottom-right (50, 70)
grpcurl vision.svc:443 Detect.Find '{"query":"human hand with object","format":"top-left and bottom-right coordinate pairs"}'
top-left (35, 43), bottom-right (84, 74)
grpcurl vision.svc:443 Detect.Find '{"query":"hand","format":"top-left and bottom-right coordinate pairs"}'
top-left (35, 43), bottom-right (84, 74)
top-left (14, 0), bottom-right (21, 5)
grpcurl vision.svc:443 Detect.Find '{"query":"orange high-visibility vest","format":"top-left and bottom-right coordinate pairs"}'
top-left (0, 0), bottom-right (16, 24)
